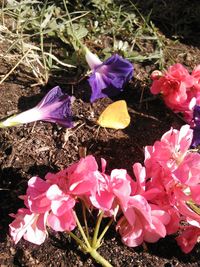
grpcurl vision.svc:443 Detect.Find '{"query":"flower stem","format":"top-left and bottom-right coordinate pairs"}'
top-left (88, 247), bottom-right (113, 267)
top-left (68, 231), bottom-right (87, 252)
top-left (95, 218), bottom-right (113, 249)
top-left (187, 201), bottom-right (200, 215)
top-left (92, 211), bottom-right (104, 247)
top-left (70, 210), bottom-right (113, 267)
top-left (82, 202), bottom-right (90, 241)
top-left (73, 210), bottom-right (91, 248)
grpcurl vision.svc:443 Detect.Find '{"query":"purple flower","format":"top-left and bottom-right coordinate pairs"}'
top-left (85, 49), bottom-right (133, 102)
top-left (0, 86), bottom-right (73, 128)
top-left (191, 105), bottom-right (200, 148)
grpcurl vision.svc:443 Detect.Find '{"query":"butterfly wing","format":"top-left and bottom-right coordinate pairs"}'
top-left (97, 100), bottom-right (130, 129)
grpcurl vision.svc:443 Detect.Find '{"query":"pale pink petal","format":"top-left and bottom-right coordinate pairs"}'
top-left (26, 176), bottom-right (51, 213)
top-left (24, 213), bottom-right (48, 245)
top-left (117, 216), bottom-right (144, 247)
top-left (47, 210), bottom-right (76, 232)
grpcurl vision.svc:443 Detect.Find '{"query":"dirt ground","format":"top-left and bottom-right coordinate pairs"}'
top-left (1, 2), bottom-right (200, 267)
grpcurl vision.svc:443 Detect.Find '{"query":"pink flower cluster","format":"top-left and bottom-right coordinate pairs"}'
top-left (150, 64), bottom-right (200, 123)
top-left (9, 125), bottom-right (200, 253)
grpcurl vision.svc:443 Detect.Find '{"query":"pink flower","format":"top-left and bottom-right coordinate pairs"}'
top-left (190, 185), bottom-right (200, 205)
top-left (132, 162), bottom-right (161, 200)
top-left (192, 65), bottom-right (200, 92)
top-left (67, 155), bottom-right (99, 196)
top-left (9, 208), bottom-right (48, 245)
top-left (150, 64), bottom-right (200, 123)
top-left (46, 184), bottom-right (76, 232)
top-left (144, 125), bottom-right (193, 179)
top-left (25, 176), bottom-right (51, 213)
top-left (116, 196), bottom-right (170, 247)
top-left (47, 209), bottom-right (76, 232)
top-left (89, 159), bottom-right (134, 215)
top-left (150, 64), bottom-right (194, 110)
top-left (150, 70), bottom-right (162, 80)
top-left (45, 155), bottom-right (101, 206)
top-left (45, 169), bottom-right (68, 192)
top-left (163, 206), bottom-right (180, 235)
top-left (173, 152), bottom-right (200, 186)
top-left (176, 226), bottom-right (200, 253)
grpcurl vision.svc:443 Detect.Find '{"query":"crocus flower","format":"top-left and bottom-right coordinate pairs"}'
top-left (0, 86), bottom-right (73, 128)
top-left (85, 48), bottom-right (133, 102)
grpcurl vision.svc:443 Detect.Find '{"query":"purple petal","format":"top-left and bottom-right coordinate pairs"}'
top-left (36, 86), bottom-right (73, 128)
top-left (103, 54), bottom-right (133, 86)
top-left (41, 94), bottom-right (73, 128)
top-left (37, 86), bottom-right (63, 108)
top-left (88, 54), bottom-right (133, 102)
top-left (0, 86), bottom-right (73, 128)
top-left (88, 72), bottom-right (112, 102)
top-left (190, 127), bottom-right (200, 148)
top-left (193, 105), bottom-right (200, 127)
top-left (190, 105), bottom-right (200, 148)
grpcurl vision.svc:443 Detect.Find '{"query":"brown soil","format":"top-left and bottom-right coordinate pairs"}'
top-left (1, 3), bottom-right (200, 267)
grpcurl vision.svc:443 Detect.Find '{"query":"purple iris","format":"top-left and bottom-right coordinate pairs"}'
top-left (86, 50), bottom-right (133, 102)
top-left (0, 86), bottom-right (73, 128)
top-left (191, 105), bottom-right (200, 148)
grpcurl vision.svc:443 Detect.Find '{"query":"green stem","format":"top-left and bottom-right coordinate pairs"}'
top-left (73, 210), bottom-right (91, 248)
top-left (88, 248), bottom-right (113, 267)
top-left (187, 201), bottom-right (200, 215)
top-left (68, 231), bottom-right (87, 252)
top-left (95, 218), bottom-right (113, 249)
top-left (70, 210), bottom-right (113, 267)
top-left (92, 211), bottom-right (104, 247)
top-left (82, 202), bottom-right (90, 241)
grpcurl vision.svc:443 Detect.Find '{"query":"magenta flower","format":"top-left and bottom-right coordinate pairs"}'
top-left (0, 86), bottom-right (73, 128)
top-left (85, 49), bottom-right (133, 102)
top-left (150, 64), bottom-right (194, 111)
top-left (116, 196), bottom-right (170, 247)
top-left (176, 226), bottom-right (200, 254)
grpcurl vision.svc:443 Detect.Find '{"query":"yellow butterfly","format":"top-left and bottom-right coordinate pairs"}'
top-left (97, 100), bottom-right (131, 129)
